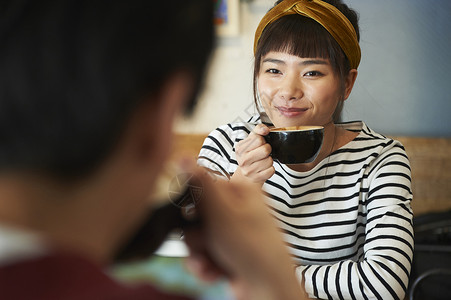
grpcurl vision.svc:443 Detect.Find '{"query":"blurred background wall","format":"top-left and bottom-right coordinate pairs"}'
top-left (176, 0), bottom-right (451, 137)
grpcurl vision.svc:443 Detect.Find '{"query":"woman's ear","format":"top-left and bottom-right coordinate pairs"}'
top-left (343, 69), bottom-right (358, 100)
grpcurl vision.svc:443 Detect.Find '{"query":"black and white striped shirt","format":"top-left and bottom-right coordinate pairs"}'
top-left (198, 115), bottom-right (414, 300)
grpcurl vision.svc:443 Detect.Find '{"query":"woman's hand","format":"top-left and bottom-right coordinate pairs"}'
top-left (184, 168), bottom-right (307, 300)
top-left (232, 124), bottom-right (275, 184)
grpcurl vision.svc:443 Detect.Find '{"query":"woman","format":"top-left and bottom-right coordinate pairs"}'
top-left (198, 0), bottom-right (414, 299)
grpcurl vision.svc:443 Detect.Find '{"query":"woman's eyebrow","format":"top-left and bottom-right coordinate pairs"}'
top-left (299, 59), bottom-right (329, 66)
top-left (262, 58), bottom-right (285, 64)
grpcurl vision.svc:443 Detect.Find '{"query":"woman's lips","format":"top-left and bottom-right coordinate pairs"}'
top-left (275, 106), bottom-right (308, 117)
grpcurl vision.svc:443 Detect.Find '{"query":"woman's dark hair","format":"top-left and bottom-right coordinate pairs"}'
top-left (0, 0), bottom-right (214, 178)
top-left (253, 0), bottom-right (359, 122)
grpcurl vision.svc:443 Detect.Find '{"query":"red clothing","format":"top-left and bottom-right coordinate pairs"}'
top-left (0, 252), bottom-right (193, 300)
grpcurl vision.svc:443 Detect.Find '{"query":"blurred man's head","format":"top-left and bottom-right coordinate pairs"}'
top-left (0, 0), bottom-right (213, 262)
top-left (0, 0), bottom-right (213, 179)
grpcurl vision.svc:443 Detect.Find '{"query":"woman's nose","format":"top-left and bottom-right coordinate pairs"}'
top-left (278, 75), bottom-right (303, 101)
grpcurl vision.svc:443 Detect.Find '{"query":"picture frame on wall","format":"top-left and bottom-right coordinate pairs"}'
top-left (214, 0), bottom-right (240, 37)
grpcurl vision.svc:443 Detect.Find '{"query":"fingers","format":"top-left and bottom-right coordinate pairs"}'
top-left (238, 155), bottom-right (274, 181)
top-left (235, 124), bottom-right (270, 156)
top-left (234, 124), bottom-right (274, 183)
top-left (184, 255), bottom-right (223, 282)
top-left (247, 164), bottom-right (275, 183)
top-left (253, 123), bottom-right (270, 136)
top-left (238, 142), bottom-right (271, 165)
top-left (235, 136), bottom-right (265, 158)
top-left (184, 229), bottom-right (227, 282)
top-left (190, 176), bottom-right (288, 280)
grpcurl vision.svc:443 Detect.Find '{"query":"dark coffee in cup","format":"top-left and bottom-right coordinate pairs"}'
top-left (264, 126), bottom-right (324, 164)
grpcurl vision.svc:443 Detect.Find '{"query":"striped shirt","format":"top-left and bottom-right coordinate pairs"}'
top-left (198, 115), bottom-right (414, 300)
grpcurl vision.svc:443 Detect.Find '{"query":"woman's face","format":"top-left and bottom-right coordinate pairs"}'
top-left (257, 51), bottom-right (343, 128)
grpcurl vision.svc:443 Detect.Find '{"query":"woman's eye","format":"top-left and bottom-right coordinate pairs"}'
top-left (266, 68), bottom-right (281, 74)
top-left (304, 71), bottom-right (323, 77)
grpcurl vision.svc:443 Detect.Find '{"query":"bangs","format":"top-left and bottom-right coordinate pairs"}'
top-left (256, 15), bottom-right (345, 70)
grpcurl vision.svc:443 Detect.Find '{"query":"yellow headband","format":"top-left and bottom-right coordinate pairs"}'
top-left (254, 0), bottom-right (361, 69)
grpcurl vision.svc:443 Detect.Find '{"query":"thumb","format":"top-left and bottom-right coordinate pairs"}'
top-left (253, 124), bottom-right (270, 136)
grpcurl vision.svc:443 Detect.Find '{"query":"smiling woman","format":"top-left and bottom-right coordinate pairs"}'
top-left (198, 0), bottom-right (414, 299)
top-left (258, 53), bottom-right (353, 127)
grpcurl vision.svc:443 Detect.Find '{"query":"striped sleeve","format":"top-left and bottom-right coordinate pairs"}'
top-left (297, 140), bottom-right (414, 300)
top-left (197, 122), bottom-right (254, 179)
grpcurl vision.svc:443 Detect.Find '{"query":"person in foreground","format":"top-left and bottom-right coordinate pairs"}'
top-left (198, 0), bottom-right (414, 299)
top-left (0, 0), bottom-right (309, 299)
